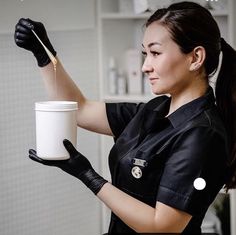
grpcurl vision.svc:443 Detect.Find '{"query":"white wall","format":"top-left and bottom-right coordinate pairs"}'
top-left (0, 1), bottom-right (103, 235)
top-left (0, 0), bottom-right (95, 32)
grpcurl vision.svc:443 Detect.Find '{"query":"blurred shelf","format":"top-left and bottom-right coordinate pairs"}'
top-left (103, 94), bottom-right (155, 102)
top-left (101, 12), bottom-right (152, 19)
top-left (101, 10), bottom-right (228, 20)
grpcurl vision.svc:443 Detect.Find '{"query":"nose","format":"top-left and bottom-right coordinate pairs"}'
top-left (141, 57), bottom-right (153, 74)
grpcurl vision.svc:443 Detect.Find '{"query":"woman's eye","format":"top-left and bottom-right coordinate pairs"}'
top-left (142, 51), bottom-right (147, 57)
top-left (151, 51), bottom-right (160, 56)
top-left (141, 51), bottom-right (160, 58)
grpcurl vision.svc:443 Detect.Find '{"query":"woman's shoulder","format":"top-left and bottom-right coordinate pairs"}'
top-left (188, 105), bottom-right (227, 137)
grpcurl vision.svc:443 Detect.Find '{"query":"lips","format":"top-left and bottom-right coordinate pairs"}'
top-left (149, 77), bottom-right (159, 80)
top-left (149, 77), bottom-right (159, 84)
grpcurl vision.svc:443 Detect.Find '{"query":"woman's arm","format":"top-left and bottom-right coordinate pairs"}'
top-left (97, 182), bottom-right (192, 233)
top-left (15, 18), bottom-right (113, 136)
top-left (39, 59), bottom-right (113, 136)
top-left (29, 135), bottom-right (191, 232)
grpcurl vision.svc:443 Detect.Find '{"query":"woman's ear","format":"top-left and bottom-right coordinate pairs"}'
top-left (189, 46), bottom-right (206, 71)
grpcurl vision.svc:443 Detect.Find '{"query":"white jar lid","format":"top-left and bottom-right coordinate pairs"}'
top-left (35, 101), bottom-right (78, 111)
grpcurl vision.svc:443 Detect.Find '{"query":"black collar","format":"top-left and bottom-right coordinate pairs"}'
top-left (147, 86), bottom-right (216, 128)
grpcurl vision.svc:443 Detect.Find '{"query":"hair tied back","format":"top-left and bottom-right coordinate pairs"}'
top-left (220, 37), bottom-right (226, 51)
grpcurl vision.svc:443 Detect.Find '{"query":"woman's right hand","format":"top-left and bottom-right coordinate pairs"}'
top-left (14, 19), bottom-right (112, 136)
top-left (14, 18), bottom-right (56, 67)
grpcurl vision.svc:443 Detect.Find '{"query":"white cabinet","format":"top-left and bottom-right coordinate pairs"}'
top-left (97, 0), bottom-right (155, 103)
top-left (97, 0), bottom-right (235, 103)
top-left (96, 0), bottom-right (236, 233)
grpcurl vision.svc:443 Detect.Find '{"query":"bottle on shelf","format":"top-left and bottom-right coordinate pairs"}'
top-left (125, 48), bottom-right (142, 95)
top-left (117, 69), bottom-right (127, 95)
top-left (107, 57), bottom-right (118, 95)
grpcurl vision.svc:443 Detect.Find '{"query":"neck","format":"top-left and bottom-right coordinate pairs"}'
top-left (167, 80), bottom-right (209, 116)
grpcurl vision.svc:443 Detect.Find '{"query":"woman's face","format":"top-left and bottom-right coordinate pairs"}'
top-left (142, 22), bottom-right (193, 96)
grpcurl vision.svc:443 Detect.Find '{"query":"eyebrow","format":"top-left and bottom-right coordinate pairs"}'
top-left (142, 42), bottom-right (162, 48)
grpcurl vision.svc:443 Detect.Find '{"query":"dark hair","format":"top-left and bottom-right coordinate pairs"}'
top-left (145, 1), bottom-right (236, 191)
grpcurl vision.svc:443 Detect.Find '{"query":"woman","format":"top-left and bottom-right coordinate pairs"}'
top-left (14, 1), bottom-right (236, 234)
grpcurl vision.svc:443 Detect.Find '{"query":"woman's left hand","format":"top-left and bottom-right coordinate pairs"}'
top-left (29, 139), bottom-right (107, 194)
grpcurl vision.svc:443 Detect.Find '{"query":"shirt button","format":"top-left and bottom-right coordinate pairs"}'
top-left (131, 166), bottom-right (142, 179)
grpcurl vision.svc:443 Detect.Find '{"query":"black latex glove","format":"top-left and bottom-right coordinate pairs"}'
top-left (29, 139), bottom-right (107, 195)
top-left (14, 18), bottom-right (56, 67)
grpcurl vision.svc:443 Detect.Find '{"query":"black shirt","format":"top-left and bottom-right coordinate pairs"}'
top-left (105, 87), bottom-right (229, 234)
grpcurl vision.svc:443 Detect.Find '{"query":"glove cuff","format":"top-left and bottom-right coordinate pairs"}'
top-left (79, 169), bottom-right (108, 195)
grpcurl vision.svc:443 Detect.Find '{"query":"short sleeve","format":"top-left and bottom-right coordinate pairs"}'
top-left (105, 96), bottom-right (169, 138)
top-left (105, 102), bottom-right (144, 138)
top-left (156, 126), bottom-right (228, 215)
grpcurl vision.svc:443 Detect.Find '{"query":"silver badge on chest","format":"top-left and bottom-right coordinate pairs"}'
top-left (131, 166), bottom-right (142, 179)
top-left (131, 158), bottom-right (147, 179)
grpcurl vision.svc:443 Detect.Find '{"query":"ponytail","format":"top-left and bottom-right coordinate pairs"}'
top-left (215, 38), bottom-right (236, 191)
top-left (145, 1), bottom-right (236, 190)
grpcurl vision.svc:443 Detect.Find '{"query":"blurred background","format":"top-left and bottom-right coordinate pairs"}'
top-left (0, 0), bottom-right (235, 235)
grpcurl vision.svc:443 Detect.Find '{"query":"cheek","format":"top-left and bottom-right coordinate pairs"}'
top-left (158, 56), bottom-right (189, 78)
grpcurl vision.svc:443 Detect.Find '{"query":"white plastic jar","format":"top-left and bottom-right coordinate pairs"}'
top-left (35, 101), bottom-right (78, 160)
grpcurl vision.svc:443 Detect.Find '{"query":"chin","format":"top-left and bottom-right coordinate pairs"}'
top-left (152, 88), bottom-right (166, 96)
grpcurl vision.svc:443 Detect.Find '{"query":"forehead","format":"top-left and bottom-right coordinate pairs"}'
top-left (142, 22), bottom-right (172, 46)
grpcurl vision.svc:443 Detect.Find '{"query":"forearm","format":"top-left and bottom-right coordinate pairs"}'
top-left (97, 182), bottom-right (158, 233)
top-left (39, 58), bottom-right (86, 104)
top-left (39, 59), bottom-right (112, 134)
